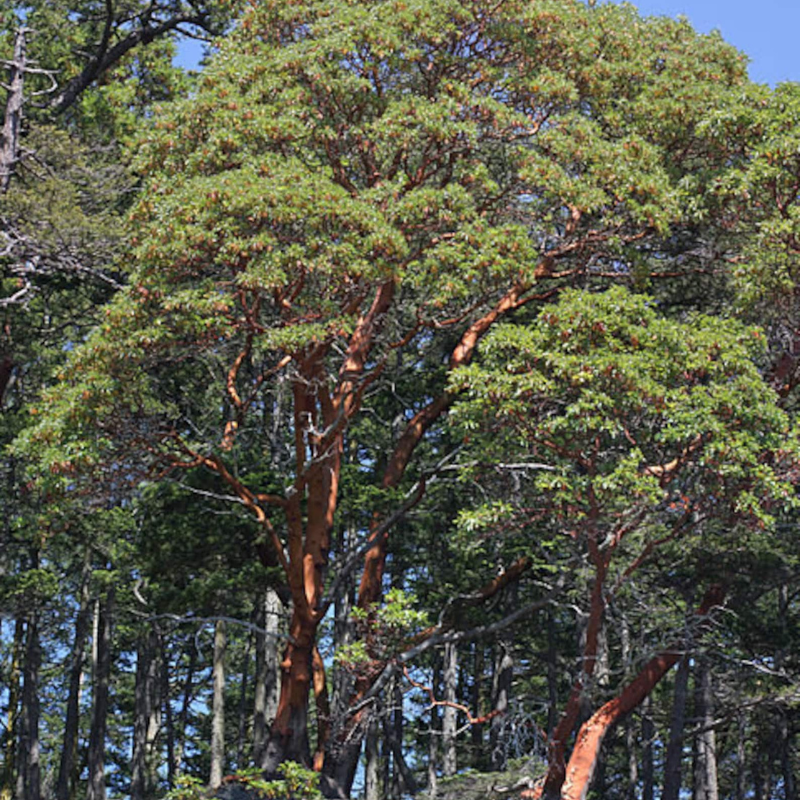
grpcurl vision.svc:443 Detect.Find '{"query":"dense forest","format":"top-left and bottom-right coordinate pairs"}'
top-left (1, 1), bottom-right (798, 799)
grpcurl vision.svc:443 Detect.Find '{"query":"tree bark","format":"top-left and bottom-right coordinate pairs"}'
top-left (442, 642), bottom-right (458, 777)
top-left (490, 641), bottom-right (513, 772)
top-left (87, 586), bottom-right (114, 800)
top-left (0, 28), bottom-right (27, 193)
top-left (692, 657), bottom-right (718, 800)
top-left (779, 706), bottom-right (797, 800)
top-left (236, 630), bottom-right (252, 769)
top-left (161, 631), bottom-right (176, 790)
top-left (540, 548), bottom-right (608, 800)
top-left (131, 628), bottom-right (158, 800)
top-left (17, 608), bottom-right (41, 800)
top-left (263, 610), bottom-right (314, 772)
top-left (254, 588), bottom-right (281, 768)
top-left (663, 653), bottom-right (691, 800)
top-left (641, 696), bottom-right (655, 800)
top-left (174, 642), bottom-right (197, 778)
top-left (56, 557), bottom-right (92, 800)
top-left (209, 619), bottom-right (227, 789)
top-left (365, 713), bottom-right (381, 800)
top-left (2, 616), bottom-right (23, 798)
top-left (525, 586), bottom-right (725, 800)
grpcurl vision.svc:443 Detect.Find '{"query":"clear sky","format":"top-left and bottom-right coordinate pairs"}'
top-left (627, 0), bottom-right (799, 85)
top-left (176, 2), bottom-right (799, 86)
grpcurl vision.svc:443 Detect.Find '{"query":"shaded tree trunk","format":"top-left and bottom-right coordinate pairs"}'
top-left (87, 586), bottom-right (114, 800)
top-left (161, 632), bottom-right (176, 790)
top-left (471, 644), bottom-right (485, 768)
top-left (2, 617), bottom-right (24, 798)
top-left (490, 641), bottom-right (513, 772)
top-left (442, 642), bottom-right (458, 777)
top-left (236, 631), bottom-right (252, 769)
top-left (254, 588), bottom-right (281, 768)
top-left (56, 557), bottom-right (92, 800)
top-left (641, 696), bottom-right (655, 800)
top-left (779, 707), bottom-right (797, 800)
top-left (692, 657), bottom-right (718, 800)
top-left (17, 608), bottom-right (41, 800)
top-left (663, 653), bottom-right (691, 800)
top-left (210, 619), bottom-right (227, 789)
top-left (365, 713), bottom-right (381, 800)
top-left (0, 28), bottom-right (27, 192)
top-left (174, 643), bottom-right (197, 778)
top-left (131, 628), bottom-right (159, 800)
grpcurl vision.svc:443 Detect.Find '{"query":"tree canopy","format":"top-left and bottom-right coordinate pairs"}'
top-left (5, 1), bottom-right (800, 799)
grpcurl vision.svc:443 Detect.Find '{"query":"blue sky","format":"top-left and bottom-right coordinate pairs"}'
top-left (628, 0), bottom-right (799, 85)
top-left (177, 1), bottom-right (798, 86)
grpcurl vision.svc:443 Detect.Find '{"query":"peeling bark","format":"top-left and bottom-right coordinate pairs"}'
top-left (524, 586), bottom-right (725, 800)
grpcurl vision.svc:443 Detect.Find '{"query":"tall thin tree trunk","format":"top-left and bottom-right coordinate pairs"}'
top-left (0, 28), bottom-right (27, 192)
top-left (490, 641), bottom-right (513, 772)
top-left (641, 696), bottom-right (655, 800)
top-left (173, 643), bottom-right (197, 778)
top-left (209, 619), bottom-right (226, 789)
top-left (663, 654), bottom-right (691, 800)
top-left (57, 556), bottom-right (91, 800)
top-left (735, 713), bottom-right (746, 800)
top-left (87, 586), bottom-right (114, 800)
top-left (620, 616), bottom-right (637, 800)
top-left (692, 657), bottom-right (718, 800)
top-left (365, 713), bottom-right (381, 800)
top-left (17, 607), bottom-right (41, 800)
top-left (427, 655), bottom-right (441, 799)
top-left (161, 631), bottom-right (176, 791)
top-left (2, 617), bottom-right (23, 798)
top-left (254, 588), bottom-right (281, 768)
top-left (442, 642), bottom-right (458, 777)
top-left (779, 707), bottom-right (796, 800)
top-left (471, 644), bottom-right (484, 768)
top-left (131, 629), bottom-right (158, 800)
top-left (236, 631), bottom-right (252, 769)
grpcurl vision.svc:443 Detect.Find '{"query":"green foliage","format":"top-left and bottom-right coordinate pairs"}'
top-left (451, 286), bottom-right (797, 579)
top-left (165, 764), bottom-right (322, 800)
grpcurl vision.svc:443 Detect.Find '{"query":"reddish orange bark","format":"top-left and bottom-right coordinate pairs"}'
top-left (523, 586), bottom-right (725, 800)
top-left (539, 540), bottom-right (608, 800)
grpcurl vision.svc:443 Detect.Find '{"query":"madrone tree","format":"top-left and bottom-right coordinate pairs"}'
top-left (21, 0), bottom-right (778, 795)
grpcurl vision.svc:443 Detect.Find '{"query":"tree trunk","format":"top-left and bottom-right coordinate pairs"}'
top-left (365, 713), bottom-right (381, 800)
top-left (692, 657), bottom-right (718, 800)
top-left (2, 617), bottom-right (23, 798)
top-left (471, 644), bottom-right (485, 768)
top-left (17, 608), bottom-right (41, 800)
top-left (442, 642), bottom-right (458, 777)
top-left (490, 641), bottom-right (513, 772)
top-left (641, 696), bottom-right (655, 800)
top-left (539, 587), bottom-right (724, 800)
top-left (0, 28), bottom-right (27, 192)
top-left (254, 588), bottom-right (282, 768)
top-left (131, 628), bottom-right (158, 800)
top-left (263, 610), bottom-right (315, 772)
top-left (174, 642), bottom-right (197, 778)
top-left (209, 619), bottom-right (227, 789)
top-left (779, 707), bottom-right (797, 800)
top-left (735, 713), bottom-right (746, 800)
top-left (540, 550), bottom-right (608, 800)
top-left (236, 630), bottom-right (252, 769)
top-left (87, 586), bottom-right (114, 800)
top-left (663, 653), bottom-right (691, 800)
top-left (161, 632), bottom-right (176, 790)
top-left (56, 556), bottom-right (91, 800)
